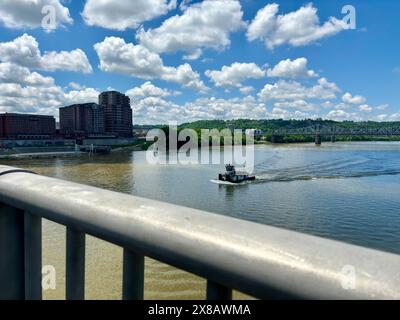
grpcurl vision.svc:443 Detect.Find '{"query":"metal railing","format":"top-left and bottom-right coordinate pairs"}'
top-left (0, 164), bottom-right (399, 300)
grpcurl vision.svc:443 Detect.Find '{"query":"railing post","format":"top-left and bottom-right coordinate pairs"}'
top-left (207, 280), bottom-right (232, 300)
top-left (122, 248), bottom-right (144, 300)
top-left (66, 227), bottom-right (85, 300)
top-left (24, 212), bottom-right (42, 300)
top-left (0, 203), bottom-right (25, 300)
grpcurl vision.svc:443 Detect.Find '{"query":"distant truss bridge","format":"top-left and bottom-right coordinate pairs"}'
top-left (265, 125), bottom-right (400, 144)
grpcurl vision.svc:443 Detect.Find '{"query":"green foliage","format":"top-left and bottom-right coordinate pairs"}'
top-left (138, 119), bottom-right (400, 146)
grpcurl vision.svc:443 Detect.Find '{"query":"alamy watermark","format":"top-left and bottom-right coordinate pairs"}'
top-left (342, 5), bottom-right (357, 30)
top-left (146, 125), bottom-right (255, 173)
top-left (39, 4), bottom-right (357, 32)
top-left (341, 265), bottom-right (357, 290)
top-left (41, 5), bottom-right (57, 31)
top-left (42, 265), bottom-right (57, 291)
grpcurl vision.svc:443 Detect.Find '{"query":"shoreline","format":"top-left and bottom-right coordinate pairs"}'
top-left (1, 140), bottom-right (399, 160)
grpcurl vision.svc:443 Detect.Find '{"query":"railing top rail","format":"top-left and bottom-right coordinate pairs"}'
top-left (0, 165), bottom-right (399, 300)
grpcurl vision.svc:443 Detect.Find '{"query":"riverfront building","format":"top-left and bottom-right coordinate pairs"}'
top-left (59, 91), bottom-right (133, 139)
top-left (0, 113), bottom-right (56, 140)
top-left (59, 103), bottom-right (105, 138)
top-left (99, 91), bottom-right (133, 138)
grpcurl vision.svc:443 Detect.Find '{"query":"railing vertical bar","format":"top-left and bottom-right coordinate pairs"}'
top-left (24, 212), bottom-right (42, 300)
top-left (66, 227), bottom-right (85, 300)
top-left (122, 248), bottom-right (144, 300)
top-left (207, 280), bottom-right (232, 300)
top-left (0, 203), bottom-right (25, 300)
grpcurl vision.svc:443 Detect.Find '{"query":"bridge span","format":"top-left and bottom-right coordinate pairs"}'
top-left (266, 125), bottom-right (400, 145)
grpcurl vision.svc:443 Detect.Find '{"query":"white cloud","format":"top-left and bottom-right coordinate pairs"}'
top-left (0, 75), bottom-right (100, 116)
top-left (94, 37), bottom-right (164, 79)
top-left (94, 37), bottom-right (208, 92)
top-left (267, 57), bottom-right (317, 78)
top-left (274, 99), bottom-right (317, 111)
top-left (376, 114), bottom-right (388, 121)
top-left (358, 104), bottom-right (372, 112)
top-left (136, 0), bottom-right (245, 58)
top-left (0, 62), bottom-right (54, 87)
top-left (388, 113), bottom-right (400, 121)
top-left (0, 59), bottom-right (99, 116)
top-left (271, 107), bottom-right (309, 119)
top-left (82, 0), bottom-right (176, 31)
top-left (64, 88), bottom-right (100, 105)
top-left (258, 78), bottom-right (340, 101)
top-left (335, 102), bottom-right (351, 110)
top-left (239, 86), bottom-right (255, 94)
top-left (376, 104), bottom-right (389, 111)
top-left (0, 0), bottom-right (73, 30)
top-left (327, 109), bottom-right (361, 121)
top-left (162, 63), bottom-right (208, 92)
top-left (0, 34), bottom-right (92, 73)
top-left (130, 91), bottom-right (270, 124)
top-left (126, 81), bottom-right (177, 100)
top-left (321, 101), bottom-right (333, 108)
top-left (247, 3), bottom-right (348, 49)
top-left (69, 82), bottom-right (84, 90)
top-left (342, 92), bottom-right (366, 104)
top-left (205, 62), bottom-right (265, 88)
top-left (130, 88), bottom-right (322, 124)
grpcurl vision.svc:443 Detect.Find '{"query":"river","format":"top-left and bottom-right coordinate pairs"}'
top-left (1, 142), bottom-right (400, 299)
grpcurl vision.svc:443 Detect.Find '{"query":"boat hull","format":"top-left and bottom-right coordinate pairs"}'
top-left (218, 174), bottom-right (255, 183)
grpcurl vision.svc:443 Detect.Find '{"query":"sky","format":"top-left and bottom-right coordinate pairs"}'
top-left (0, 0), bottom-right (399, 124)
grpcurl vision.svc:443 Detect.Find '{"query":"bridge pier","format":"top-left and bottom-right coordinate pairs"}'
top-left (271, 135), bottom-right (278, 143)
top-left (315, 134), bottom-right (322, 145)
top-left (331, 135), bottom-right (336, 143)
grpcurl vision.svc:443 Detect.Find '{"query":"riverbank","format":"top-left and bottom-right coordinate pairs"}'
top-left (0, 151), bottom-right (83, 160)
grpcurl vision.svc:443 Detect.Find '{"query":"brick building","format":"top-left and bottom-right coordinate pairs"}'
top-left (99, 91), bottom-right (133, 138)
top-left (59, 103), bottom-right (105, 138)
top-left (0, 113), bottom-right (56, 140)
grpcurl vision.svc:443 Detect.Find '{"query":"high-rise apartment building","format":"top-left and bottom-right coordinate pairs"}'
top-left (99, 91), bottom-right (133, 137)
top-left (59, 103), bottom-right (105, 137)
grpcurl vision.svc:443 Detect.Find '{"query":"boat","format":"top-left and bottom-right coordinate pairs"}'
top-left (218, 164), bottom-right (255, 183)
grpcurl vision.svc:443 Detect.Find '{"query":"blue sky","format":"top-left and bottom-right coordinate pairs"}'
top-left (0, 0), bottom-right (399, 124)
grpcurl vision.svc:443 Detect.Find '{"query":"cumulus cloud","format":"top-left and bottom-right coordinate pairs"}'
top-left (239, 86), bottom-right (255, 94)
top-left (258, 78), bottom-right (340, 101)
top-left (0, 34), bottom-right (92, 73)
top-left (0, 57), bottom-right (98, 115)
top-left (205, 62), bottom-right (265, 89)
top-left (270, 107), bottom-right (309, 120)
top-left (0, 0), bottom-right (73, 30)
top-left (0, 62), bottom-right (54, 87)
top-left (94, 37), bottom-right (208, 92)
top-left (0, 70), bottom-right (100, 116)
top-left (128, 88), bottom-right (270, 124)
top-left (376, 104), bottom-right (389, 111)
top-left (327, 109), bottom-right (361, 121)
top-left (136, 0), bottom-right (245, 58)
top-left (342, 92), bottom-right (366, 104)
top-left (68, 82), bottom-right (85, 90)
top-left (334, 102), bottom-right (351, 110)
top-left (267, 57), bottom-right (317, 78)
top-left (82, 0), bottom-right (176, 31)
top-left (358, 104), bottom-right (372, 112)
top-left (274, 99), bottom-right (317, 111)
top-left (247, 3), bottom-right (348, 49)
top-left (126, 81), bottom-right (178, 100)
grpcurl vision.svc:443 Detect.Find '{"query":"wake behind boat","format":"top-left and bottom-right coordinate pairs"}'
top-left (217, 164), bottom-right (255, 184)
